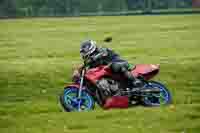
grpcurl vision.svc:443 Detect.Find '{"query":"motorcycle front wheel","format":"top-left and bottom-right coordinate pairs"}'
top-left (60, 87), bottom-right (95, 112)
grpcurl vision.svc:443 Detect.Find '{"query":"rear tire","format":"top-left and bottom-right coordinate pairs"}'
top-left (143, 81), bottom-right (172, 106)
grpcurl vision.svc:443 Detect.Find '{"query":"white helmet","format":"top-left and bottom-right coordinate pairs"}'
top-left (80, 40), bottom-right (97, 59)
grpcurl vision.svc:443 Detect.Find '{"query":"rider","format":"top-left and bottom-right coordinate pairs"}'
top-left (79, 40), bottom-right (142, 88)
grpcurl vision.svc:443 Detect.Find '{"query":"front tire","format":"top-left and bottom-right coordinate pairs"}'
top-left (143, 81), bottom-right (172, 106)
top-left (60, 87), bottom-right (95, 112)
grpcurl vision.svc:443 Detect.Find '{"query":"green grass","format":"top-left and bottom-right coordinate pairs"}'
top-left (1, 15), bottom-right (200, 133)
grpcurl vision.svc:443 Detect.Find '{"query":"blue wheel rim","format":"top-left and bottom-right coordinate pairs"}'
top-left (144, 82), bottom-right (171, 106)
top-left (63, 87), bottom-right (93, 111)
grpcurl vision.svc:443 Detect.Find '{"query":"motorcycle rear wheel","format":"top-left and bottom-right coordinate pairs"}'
top-left (143, 81), bottom-right (172, 106)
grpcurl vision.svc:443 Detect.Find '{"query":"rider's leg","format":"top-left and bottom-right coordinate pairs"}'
top-left (110, 60), bottom-right (142, 87)
top-left (122, 67), bottom-right (142, 87)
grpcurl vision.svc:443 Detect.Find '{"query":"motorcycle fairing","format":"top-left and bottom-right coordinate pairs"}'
top-left (103, 96), bottom-right (129, 109)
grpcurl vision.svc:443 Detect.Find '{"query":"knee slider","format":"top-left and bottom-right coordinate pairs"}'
top-left (111, 63), bottom-right (121, 73)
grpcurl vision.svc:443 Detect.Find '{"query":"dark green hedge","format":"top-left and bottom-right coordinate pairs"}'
top-left (0, 0), bottom-right (195, 17)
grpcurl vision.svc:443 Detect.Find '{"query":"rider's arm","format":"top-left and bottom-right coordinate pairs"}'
top-left (91, 48), bottom-right (108, 61)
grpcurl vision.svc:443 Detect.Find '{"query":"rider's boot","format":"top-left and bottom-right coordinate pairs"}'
top-left (124, 71), bottom-right (143, 88)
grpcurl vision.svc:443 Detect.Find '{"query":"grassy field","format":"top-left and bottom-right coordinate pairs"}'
top-left (1, 14), bottom-right (200, 133)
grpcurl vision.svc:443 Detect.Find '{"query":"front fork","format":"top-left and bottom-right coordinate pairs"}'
top-left (77, 69), bottom-right (85, 111)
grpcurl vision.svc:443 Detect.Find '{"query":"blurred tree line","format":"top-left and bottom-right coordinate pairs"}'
top-left (0, 0), bottom-right (193, 17)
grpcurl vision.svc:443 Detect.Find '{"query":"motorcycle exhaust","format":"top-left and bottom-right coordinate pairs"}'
top-left (121, 87), bottom-right (160, 95)
top-left (140, 88), bottom-right (161, 93)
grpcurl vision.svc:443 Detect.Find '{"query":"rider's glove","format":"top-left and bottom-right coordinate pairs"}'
top-left (85, 57), bottom-right (94, 64)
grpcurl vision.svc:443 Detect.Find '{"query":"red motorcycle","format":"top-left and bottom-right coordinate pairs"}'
top-left (60, 63), bottom-right (172, 112)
